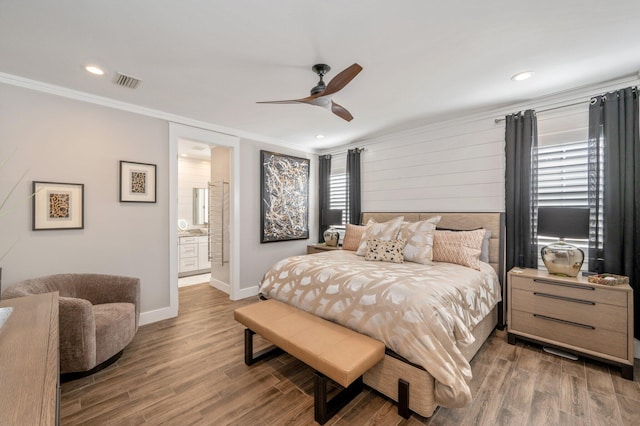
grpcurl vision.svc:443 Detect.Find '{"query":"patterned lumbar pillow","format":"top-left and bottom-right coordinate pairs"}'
top-left (436, 226), bottom-right (492, 263)
top-left (433, 229), bottom-right (487, 270)
top-left (398, 216), bottom-right (441, 264)
top-left (365, 239), bottom-right (406, 263)
top-left (356, 216), bottom-right (404, 256)
top-left (342, 224), bottom-right (367, 251)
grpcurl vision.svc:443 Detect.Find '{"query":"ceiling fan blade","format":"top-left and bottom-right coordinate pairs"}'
top-left (257, 100), bottom-right (305, 105)
top-left (331, 100), bottom-right (354, 122)
top-left (322, 63), bottom-right (363, 97)
top-left (257, 92), bottom-right (323, 105)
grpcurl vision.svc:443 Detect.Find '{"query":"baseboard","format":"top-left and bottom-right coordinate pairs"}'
top-left (210, 278), bottom-right (230, 294)
top-left (232, 285), bottom-right (260, 301)
top-left (139, 306), bottom-right (177, 326)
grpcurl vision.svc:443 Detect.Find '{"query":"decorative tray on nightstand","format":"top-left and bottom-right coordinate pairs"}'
top-left (587, 273), bottom-right (629, 286)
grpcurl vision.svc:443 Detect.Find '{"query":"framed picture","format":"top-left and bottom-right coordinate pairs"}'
top-left (119, 161), bottom-right (157, 203)
top-left (32, 181), bottom-right (84, 230)
top-left (261, 150), bottom-right (310, 243)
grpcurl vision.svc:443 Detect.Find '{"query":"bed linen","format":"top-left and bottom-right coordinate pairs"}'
top-left (259, 250), bottom-right (501, 407)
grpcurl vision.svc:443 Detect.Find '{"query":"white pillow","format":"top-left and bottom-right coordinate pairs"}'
top-left (398, 216), bottom-right (441, 264)
top-left (356, 216), bottom-right (404, 256)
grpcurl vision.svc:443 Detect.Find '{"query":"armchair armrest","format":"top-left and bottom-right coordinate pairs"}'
top-left (59, 296), bottom-right (96, 373)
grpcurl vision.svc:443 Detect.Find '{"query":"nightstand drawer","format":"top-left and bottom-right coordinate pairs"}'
top-left (511, 288), bottom-right (627, 332)
top-left (510, 275), bottom-right (627, 307)
top-left (510, 309), bottom-right (627, 360)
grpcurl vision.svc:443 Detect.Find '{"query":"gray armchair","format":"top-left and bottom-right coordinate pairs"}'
top-left (1, 273), bottom-right (140, 377)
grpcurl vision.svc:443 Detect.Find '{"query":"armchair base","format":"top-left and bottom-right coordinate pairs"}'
top-left (60, 349), bottom-right (124, 383)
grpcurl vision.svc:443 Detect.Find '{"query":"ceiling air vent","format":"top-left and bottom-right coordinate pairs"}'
top-left (113, 72), bottom-right (141, 89)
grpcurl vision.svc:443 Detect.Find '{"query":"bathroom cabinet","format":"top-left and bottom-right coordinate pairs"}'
top-left (179, 235), bottom-right (211, 277)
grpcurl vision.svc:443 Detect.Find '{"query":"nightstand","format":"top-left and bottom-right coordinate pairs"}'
top-left (306, 244), bottom-right (342, 254)
top-left (507, 268), bottom-right (634, 379)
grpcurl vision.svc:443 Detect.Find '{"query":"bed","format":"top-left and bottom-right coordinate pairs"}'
top-left (259, 212), bottom-right (505, 418)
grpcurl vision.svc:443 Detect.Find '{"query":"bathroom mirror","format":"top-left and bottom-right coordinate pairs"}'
top-left (193, 187), bottom-right (209, 225)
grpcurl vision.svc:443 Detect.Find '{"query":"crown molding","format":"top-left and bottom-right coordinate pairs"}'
top-left (0, 72), bottom-right (317, 154)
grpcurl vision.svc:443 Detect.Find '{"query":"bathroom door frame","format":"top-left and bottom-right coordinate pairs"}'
top-left (169, 123), bottom-right (241, 316)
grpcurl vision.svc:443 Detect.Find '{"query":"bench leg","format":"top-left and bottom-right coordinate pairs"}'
top-left (314, 372), bottom-right (363, 425)
top-left (244, 328), bottom-right (282, 366)
top-left (398, 379), bottom-right (411, 419)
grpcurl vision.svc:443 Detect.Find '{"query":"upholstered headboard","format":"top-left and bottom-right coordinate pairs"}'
top-left (360, 212), bottom-right (505, 283)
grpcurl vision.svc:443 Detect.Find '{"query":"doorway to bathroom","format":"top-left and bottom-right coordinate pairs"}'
top-left (169, 123), bottom-right (240, 317)
top-left (177, 141), bottom-right (231, 290)
top-left (177, 140), bottom-right (212, 287)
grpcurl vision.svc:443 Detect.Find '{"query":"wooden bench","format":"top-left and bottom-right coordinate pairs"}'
top-left (234, 299), bottom-right (385, 424)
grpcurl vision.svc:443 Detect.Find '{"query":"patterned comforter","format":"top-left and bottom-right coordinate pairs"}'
top-left (259, 250), bottom-right (501, 407)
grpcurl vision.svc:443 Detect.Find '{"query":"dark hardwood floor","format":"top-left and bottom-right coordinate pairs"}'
top-left (60, 284), bottom-right (640, 425)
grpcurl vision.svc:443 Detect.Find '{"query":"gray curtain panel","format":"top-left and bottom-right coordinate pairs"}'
top-left (318, 154), bottom-right (331, 241)
top-left (505, 110), bottom-right (539, 272)
top-left (588, 86), bottom-right (639, 338)
top-left (347, 148), bottom-right (362, 224)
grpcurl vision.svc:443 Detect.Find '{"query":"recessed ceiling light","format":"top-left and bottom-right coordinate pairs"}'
top-left (511, 71), bottom-right (534, 81)
top-left (181, 153), bottom-right (188, 157)
top-left (315, 134), bottom-right (325, 139)
top-left (85, 65), bottom-right (104, 76)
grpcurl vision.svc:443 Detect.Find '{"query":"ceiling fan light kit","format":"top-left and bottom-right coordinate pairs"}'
top-left (257, 63), bottom-right (362, 122)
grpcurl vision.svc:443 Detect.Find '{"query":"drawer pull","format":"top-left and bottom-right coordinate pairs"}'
top-left (533, 292), bottom-right (595, 305)
top-left (533, 314), bottom-right (595, 330)
top-left (533, 279), bottom-right (595, 291)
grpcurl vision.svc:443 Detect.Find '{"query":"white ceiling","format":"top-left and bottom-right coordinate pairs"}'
top-left (1, 1), bottom-right (639, 151)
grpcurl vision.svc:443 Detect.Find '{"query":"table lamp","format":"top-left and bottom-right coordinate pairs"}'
top-left (537, 207), bottom-right (589, 277)
top-left (321, 209), bottom-right (343, 246)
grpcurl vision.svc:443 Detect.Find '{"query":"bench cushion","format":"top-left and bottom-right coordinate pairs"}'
top-left (234, 299), bottom-right (385, 387)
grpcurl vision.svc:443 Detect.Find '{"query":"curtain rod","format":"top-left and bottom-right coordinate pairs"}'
top-left (321, 147), bottom-right (365, 157)
top-left (494, 99), bottom-right (589, 124)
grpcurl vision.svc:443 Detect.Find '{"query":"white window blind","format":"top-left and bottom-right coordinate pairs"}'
top-left (536, 106), bottom-right (602, 271)
top-left (329, 173), bottom-right (347, 226)
top-left (329, 153), bottom-right (348, 226)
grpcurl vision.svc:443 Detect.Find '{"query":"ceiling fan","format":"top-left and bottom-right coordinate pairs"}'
top-left (257, 63), bottom-right (363, 122)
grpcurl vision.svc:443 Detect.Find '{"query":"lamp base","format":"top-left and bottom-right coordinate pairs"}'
top-left (541, 241), bottom-right (584, 277)
top-left (323, 228), bottom-right (339, 247)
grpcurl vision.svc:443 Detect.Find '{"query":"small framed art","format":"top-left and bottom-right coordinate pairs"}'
top-left (32, 181), bottom-right (84, 230)
top-left (119, 161), bottom-right (157, 203)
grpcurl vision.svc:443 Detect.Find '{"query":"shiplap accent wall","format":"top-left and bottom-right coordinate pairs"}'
top-left (178, 157), bottom-right (211, 228)
top-left (360, 118), bottom-right (505, 212)
top-left (325, 74), bottom-right (640, 215)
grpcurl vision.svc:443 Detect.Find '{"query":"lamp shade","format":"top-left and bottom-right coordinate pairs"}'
top-left (537, 207), bottom-right (589, 239)
top-left (321, 209), bottom-right (343, 226)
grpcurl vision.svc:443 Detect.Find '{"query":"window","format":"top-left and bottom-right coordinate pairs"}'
top-left (329, 173), bottom-right (347, 226)
top-left (536, 106), bottom-right (603, 270)
top-left (328, 153), bottom-right (348, 226)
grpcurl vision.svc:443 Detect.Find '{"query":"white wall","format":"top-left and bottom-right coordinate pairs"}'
top-left (237, 139), bottom-right (317, 293)
top-left (0, 83), bottom-right (170, 315)
top-left (177, 157), bottom-right (210, 228)
top-left (359, 120), bottom-right (505, 213)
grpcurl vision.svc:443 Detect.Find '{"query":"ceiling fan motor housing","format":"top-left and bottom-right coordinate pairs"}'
top-left (310, 64), bottom-right (331, 95)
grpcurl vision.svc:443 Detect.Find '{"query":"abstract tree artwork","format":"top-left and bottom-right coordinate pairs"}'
top-left (261, 150), bottom-right (310, 243)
